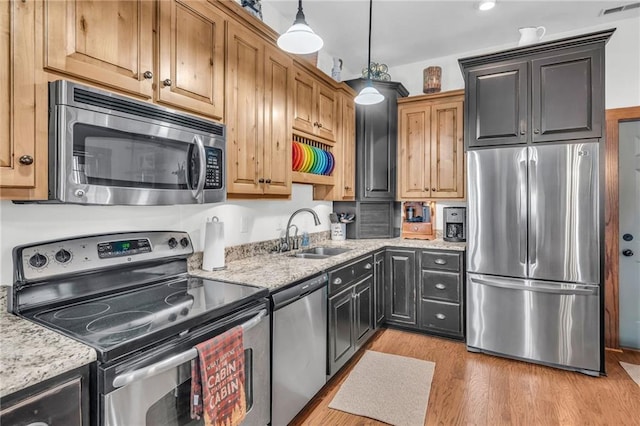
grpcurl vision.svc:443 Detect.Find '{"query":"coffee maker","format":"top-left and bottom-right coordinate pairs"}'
top-left (443, 207), bottom-right (466, 242)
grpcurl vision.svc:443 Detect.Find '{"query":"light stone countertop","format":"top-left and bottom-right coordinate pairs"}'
top-left (189, 238), bottom-right (466, 291)
top-left (0, 287), bottom-right (97, 398)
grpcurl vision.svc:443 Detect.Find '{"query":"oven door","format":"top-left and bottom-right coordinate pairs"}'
top-left (52, 105), bottom-right (225, 205)
top-left (101, 305), bottom-right (269, 426)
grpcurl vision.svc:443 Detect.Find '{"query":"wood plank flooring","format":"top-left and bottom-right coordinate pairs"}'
top-left (292, 328), bottom-right (640, 426)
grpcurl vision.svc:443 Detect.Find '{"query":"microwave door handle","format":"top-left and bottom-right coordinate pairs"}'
top-left (192, 135), bottom-right (206, 203)
top-left (112, 309), bottom-right (267, 388)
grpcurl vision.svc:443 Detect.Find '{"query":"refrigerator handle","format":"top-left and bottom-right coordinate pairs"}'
top-left (529, 153), bottom-right (537, 266)
top-left (472, 277), bottom-right (598, 296)
top-left (518, 156), bottom-right (527, 265)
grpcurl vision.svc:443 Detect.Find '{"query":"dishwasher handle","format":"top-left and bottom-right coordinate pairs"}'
top-left (272, 274), bottom-right (328, 310)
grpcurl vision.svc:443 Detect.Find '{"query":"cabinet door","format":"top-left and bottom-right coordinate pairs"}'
top-left (328, 288), bottom-right (355, 376)
top-left (339, 95), bottom-right (356, 199)
top-left (398, 103), bottom-right (430, 199)
top-left (316, 82), bottom-right (337, 142)
top-left (385, 249), bottom-right (417, 325)
top-left (531, 47), bottom-right (603, 143)
top-left (225, 23), bottom-right (264, 195)
top-left (430, 101), bottom-right (464, 198)
top-left (374, 251), bottom-right (386, 327)
top-left (157, 0), bottom-right (225, 120)
top-left (44, 0), bottom-right (153, 98)
top-left (354, 276), bottom-right (374, 347)
top-left (467, 61), bottom-right (528, 148)
top-left (262, 46), bottom-right (293, 196)
top-left (292, 67), bottom-right (315, 135)
top-left (1, 0), bottom-right (44, 196)
top-left (359, 95), bottom-right (396, 200)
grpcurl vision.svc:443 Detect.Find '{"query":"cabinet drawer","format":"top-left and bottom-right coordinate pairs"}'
top-left (329, 256), bottom-right (374, 295)
top-left (420, 300), bottom-right (461, 334)
top-left (421, 251), bottom-right (461, 272)
top-left (421, 270), bottom-right (460, 302)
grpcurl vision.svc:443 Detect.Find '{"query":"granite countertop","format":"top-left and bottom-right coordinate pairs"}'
top-left (190, 238), bottom-right (466, 291)
top-left (0, 287), bottom-right (97, 398)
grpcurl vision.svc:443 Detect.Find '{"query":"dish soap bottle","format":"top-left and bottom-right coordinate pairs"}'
top-left (301, 231), bottom-right (310, 248)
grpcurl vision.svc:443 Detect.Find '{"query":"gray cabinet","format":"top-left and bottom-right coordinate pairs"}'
top-left (333, 201), bottom-right (397, 239)
top-left (385, 249), bottom-right (417, 326)
top-left (374, 250), bottom-right (386, 327)
top-left (327, 255), bottom-right (375, 377)
top-left (460, 30), bottom-right (612, 149)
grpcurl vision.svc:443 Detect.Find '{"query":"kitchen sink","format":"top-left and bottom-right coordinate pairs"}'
top-left (289, 247), bottom-right (351, 259)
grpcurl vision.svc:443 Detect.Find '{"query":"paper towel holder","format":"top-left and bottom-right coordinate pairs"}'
top-left (203, 216), bottom-right (227, 271)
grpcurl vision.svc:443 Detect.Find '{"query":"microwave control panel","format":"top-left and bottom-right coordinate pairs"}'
top-left (204, 147), bottom-right (223, 189)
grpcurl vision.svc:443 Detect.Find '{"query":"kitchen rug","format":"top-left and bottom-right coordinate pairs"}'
top-left (328, 350), bottom-right (435, 426)
top-left (620, 361), bottom-right (640, 387)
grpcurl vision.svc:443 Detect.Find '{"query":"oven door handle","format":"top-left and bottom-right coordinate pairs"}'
top-left (192, 135), bottom-right (207, 203)
top-left (112, 309), bottom-right (267, 389)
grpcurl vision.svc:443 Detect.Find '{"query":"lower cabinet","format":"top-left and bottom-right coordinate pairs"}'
top-left (373, 250), bottom-right (386, 327)
top-left (327, 256), bottom-right (375, 378)
top-left (385, 249), bottom-right (417, 326)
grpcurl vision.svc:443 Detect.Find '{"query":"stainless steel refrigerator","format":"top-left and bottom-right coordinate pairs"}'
top-left (466, 142), bottom-right (603, 375)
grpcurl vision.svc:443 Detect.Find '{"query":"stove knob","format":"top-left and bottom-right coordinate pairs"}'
top-left (168, 237), bottom-right (178, 249)
top-left (28, 253), bottom-right (48, 268)
top-left (54, 249), bottom-right (72, 263)
top-left (180, 307), bottom-right (189, 316)
top-left (180, 237), bottom-right (190, 248)
top-left (168, 313), bottom-right (178, 322)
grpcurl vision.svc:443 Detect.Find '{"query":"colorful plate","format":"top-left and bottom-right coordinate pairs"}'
top-left (294, 142), bottom-right (303, 171)
top-left (302, 144), bottom-right (313, 173)
top-left (291, 142), bottom-right (300, 171)
top-left (317, 148), bottom-right (328, 175)
top-left (326, 150), bottom-right (335, 175)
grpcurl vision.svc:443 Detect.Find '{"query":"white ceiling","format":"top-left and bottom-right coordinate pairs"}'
top-left (264, 0), bottom-right (639, 74)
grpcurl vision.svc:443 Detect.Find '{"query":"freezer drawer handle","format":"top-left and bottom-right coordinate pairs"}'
top-left (473, 278), bottom-right (598, 296)
top-left (112, 309), bottom-right (267, 389)
top-left (434, 259), bottom-right (446, 265)
top-left (435, 283), bottom-right (446, 290)
top-left (435, 313), bottom-right (446, 320)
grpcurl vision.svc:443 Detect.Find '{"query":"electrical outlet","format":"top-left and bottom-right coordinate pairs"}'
top-left (240, 216), bottom-right (249, 233)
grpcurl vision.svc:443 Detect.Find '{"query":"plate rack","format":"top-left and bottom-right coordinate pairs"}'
top-left (292, 133), bottom-right (335, 185)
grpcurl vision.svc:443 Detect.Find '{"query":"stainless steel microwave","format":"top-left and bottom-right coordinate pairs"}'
top-left (47, 81), bottom-right (226, 205)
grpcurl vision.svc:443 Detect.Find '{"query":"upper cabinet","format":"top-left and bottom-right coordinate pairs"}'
top-left (345, 79), bottom-right (409, 201)
top-left (225, 21), bottom-right (292, 196)
top-left (157, 0), bottom-right (225, 120)
top-left (293, 65), bottom-right (338, 142)
top-left (0, 0), bottom-right (48, 200)
top-left (397, 91), bottom-right (465, 200)
top-left (460, 29), bottom-right (613, 149)
top-left (44, 0), bottom-right (154, 98)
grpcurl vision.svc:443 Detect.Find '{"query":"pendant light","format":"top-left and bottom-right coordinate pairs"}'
top-left (277, 0), bottom-right (323, 55)
top-left (354, 0), bottom-right (384, 106)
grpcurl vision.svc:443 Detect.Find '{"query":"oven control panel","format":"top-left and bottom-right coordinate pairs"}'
top-left (16, 231), bottom-right (193, 282)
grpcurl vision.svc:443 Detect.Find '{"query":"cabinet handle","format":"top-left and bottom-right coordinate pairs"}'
top-left (18, 155), bottom-right (34, 165)
top-left (520, 130), bottom-right (526, 135)
top-left (344, 186), bottom-right (350, 190)
top-left (313, 122), bottom-right (318, 127)
top-left (265, 179), bottom-right (272, 184)
top-left (533, 129), bottom-right (540, 134)
top-left (163, 78), bottom-right (172, 87)
top-left (434, 258), bottom-right (446, 265)
top-left (366, 187), bottom-right (371, 191)
top-left (258, 178), bottom-right (265, 183)
top-left (143, 70), bottom-right (153, 79)
top-left (333, 277), bottom-right (342, 285)
top-left (364, 263), bottom-right (372, 270)
top-left (435, 283), bottom-right (446, 290)
top-left (317, 123), bottom-right (323, 128)
top-left (431, 187), bottom-right (436, 191)
top-left (435, 313), bottom-right (446, 320)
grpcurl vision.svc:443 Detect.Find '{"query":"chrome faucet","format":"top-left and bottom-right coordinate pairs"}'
top-left (281, 208), bottom-right (321, 252)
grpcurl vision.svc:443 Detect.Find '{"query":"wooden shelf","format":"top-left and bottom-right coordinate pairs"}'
top-left (292, 171), bottom-right (334, 185)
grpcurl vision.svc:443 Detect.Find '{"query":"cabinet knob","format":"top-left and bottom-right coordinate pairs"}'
top-left (533, 129), bottom-right (540, 134)
top-left (431, 188), bottom-right (436, 191)
top-left (366, 187), bottom-right (371, 191)
top-left (317, 123), bottom-right (323, 128)
top-left (434, 258), bottom-right (446, 265)
top-left (364, 263), bottom-right (372, 270)
top-left (344, 186), bottom-right (350, 190)
top-left (258, 178), bottom-right (265, 183)
top-left (520, 130), bottom-right (526, 135)
top-left (435, 313), bottom-right (446, 320)
top-left (333, 277), bottom-right (342, 285)
top-left (412, 226), bottom-right (419, 231)
top-left (313, 122), bottom-right (318, 127)
top-left (163, 79), bottom-right (172, 87)
top-left (18, 155), bottom-right (34, 165)
top-left (435, 283), bottom-right (446, 290)
top-left (622, 249), bottom-right (634, 257)
top-left (143, 70), bottom-right (153, 79)
top-left (265, 179), bottom-right (272, 184)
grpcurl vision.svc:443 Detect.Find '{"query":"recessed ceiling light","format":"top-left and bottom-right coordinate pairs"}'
top-left (479, 0), bottom-right (496, 11)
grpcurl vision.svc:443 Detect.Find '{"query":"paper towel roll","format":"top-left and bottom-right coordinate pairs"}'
top-left (203, 216), bottom-right (225, 271)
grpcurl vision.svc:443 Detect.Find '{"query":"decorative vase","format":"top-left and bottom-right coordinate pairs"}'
top-left (423, 66), bottom-right (442, 94)
top-left (331, 58), bottom-right (343, 82)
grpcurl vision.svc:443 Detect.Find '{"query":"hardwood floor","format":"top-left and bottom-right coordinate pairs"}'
top-left (292, 328), bottom-right (640, 426)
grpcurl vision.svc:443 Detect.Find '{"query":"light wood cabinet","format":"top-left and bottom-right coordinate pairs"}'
top-left (157, 0), bottom-right (225, 120)
top-left (339, 95), bottom-right (356, 199)
top-left (226, 21), bottom-right (292, 196)
top-left (293, 65), bottom-right (337, 142)
top-left (43, 0), bottom-right (154, 98)
top-left (0, 0), bottom-right (48, 199)
top-left (397, 91), bottom-right (465, 200)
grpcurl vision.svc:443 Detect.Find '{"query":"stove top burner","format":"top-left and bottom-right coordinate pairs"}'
top-left (168, 281), bottom-right (188, 289)
top-left (165, 291), bottom-right (195, 307)
top-left (53, 303), bottom-right (111, 320)
top-left (86, 310), bottom-right (154, 335)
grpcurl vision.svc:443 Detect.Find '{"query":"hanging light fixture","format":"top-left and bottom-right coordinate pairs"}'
top-left (355, 0), bottom-right (384, 105)
top-left (277, 0), bottom-right (323, 55)
top-left (478, 0), bottom-right (496, 11)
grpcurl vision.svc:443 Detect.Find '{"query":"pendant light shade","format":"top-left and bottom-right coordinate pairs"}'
top-left (277, 0), bottom-right (323, 55)
top-left (355, 0), bottom-right (384, 106)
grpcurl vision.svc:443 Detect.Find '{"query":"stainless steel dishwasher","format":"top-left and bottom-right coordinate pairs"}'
top-left (271, 273), bottom-right (328, 426)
